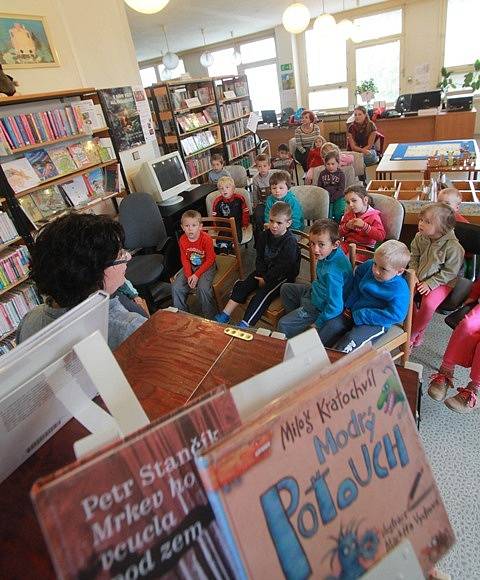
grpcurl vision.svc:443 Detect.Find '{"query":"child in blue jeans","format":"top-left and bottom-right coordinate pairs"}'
top-left (318, 240), bottom-right (411, 352)
top-left (278, 219), bottom-right (352, 338)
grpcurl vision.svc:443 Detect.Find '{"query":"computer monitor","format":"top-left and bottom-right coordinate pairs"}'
top-left (261, 110), bottom-right (278, 126)
top-left (0, 291), bottom-right (109, 482)
top-left (132, 151), bottom-right (194, 206)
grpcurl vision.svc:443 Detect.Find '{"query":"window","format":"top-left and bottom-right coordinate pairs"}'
top-left (444, 0), bottom-right (480, 67)
top-left (208, 48), bottom-right (238, 77)
top-left (309, 88), bottom-right (349, 111)
top-left (305, 29), bottom-right (347, 87)
top-left (352, 9), bottom-right (402, 43)
top-left (157, 59), bottom-right (185, 81)
top-left (244, 63), bottom-right (281, 113)
top-left (240, 38), bottom-right (276, 65)
top-left (355, 41), bottom-right (400, 104)
top-left (140, 67), bottom-right (157, 87)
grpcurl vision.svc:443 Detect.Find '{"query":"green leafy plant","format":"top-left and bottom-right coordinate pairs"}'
top-left (437, 67), bottom-right (456, 94)
top-left (463, 59), bottom-right (480, 92)
top-left (355, 78), bottom-right (378, 96)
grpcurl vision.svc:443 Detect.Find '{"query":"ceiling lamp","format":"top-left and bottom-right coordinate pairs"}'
top-left (313, 1), bottom-right (336, 37)
top-left (350, 23), bottom-right (364, 43)
top-left (199, 28), bottom-right (214, 68)
top-left (336, 1), bottom-right (354, 40)
top-left (282, 3), bottom-right (311, 34)
top-left (124, 0), bottom-right (170, 14)
top-left (161, 25), bottom-right (179, 70)
top-left (230, 31), bottom-right (242, 66)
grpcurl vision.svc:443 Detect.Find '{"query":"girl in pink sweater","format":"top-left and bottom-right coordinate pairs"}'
top-left (339, 185), bottom-right (386, 256)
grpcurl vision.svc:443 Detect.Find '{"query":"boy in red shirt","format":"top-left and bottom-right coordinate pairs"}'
top-left (212, 176), bottom-right (249, 249)
top-left (172, 210), bottom-right (217, 319)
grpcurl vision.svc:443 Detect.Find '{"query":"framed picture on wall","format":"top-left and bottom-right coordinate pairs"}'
top-left (0, 13), bottom-right (59, 68)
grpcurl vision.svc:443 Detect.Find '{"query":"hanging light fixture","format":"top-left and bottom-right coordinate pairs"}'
top-left (337, 1), bottom-right (354, 40)
top-left (313, 0), bottom-right (336, 37)
top-left (231, 31), bottom-right (242, 66)
top-left (282, 3), bottom-right (311, 34)
top-left (199, 28), bottom-right (214, 68)
top-left (161, 25), bottom-right (179, 70)
top-left (124, 0), bottom-right (170, 14)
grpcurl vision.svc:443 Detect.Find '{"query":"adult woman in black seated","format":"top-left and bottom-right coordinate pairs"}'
top-left (294, 110), bottom-right (324, 171)
top-left (347, 105), bottom-right (379, 166)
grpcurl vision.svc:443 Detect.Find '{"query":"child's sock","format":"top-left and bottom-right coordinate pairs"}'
top-left (215, 311), bottom-right (230, 323)
top-left (237, 320), bottom-right (249, 328)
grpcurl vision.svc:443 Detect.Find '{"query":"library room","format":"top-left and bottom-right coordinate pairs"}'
top-left (1, 0), bottom-right (479, 578)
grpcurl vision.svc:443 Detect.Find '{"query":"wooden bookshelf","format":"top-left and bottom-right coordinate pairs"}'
top-left (225, 131), bottom-right (250, 144)
top-left (174, 101), bottom-right (216, 114)
top-left (222, 112), bottom-right (251, 124)
top-left (0, 274), bottom-right (30, 297)
top-left (0, 88), bottom-right (96, 106)
top-left (3, 127), bottom-right (109, 155)
top-left (0, 327), bottom-right (16, 341)
top-left (184, 142), bottom-right (222, 159)
top-left (229, 146), bottom-right (256, 162)
top-left (179, 122), bottom-right (219, 137)
top-left (0, 236), bottom-right (22, 252)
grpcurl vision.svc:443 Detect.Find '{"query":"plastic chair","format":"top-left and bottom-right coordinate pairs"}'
top-left (349, 243), bottom-right (415, 366)
top-left (200, 216), bottom-right (244, 309)
top-left (368, 192), bottom-right (404, 240)
top-left (225, 164), bottom-right (248, 188)
top-left (343, 150), bottom-right (366, 184)
top-left (118, 192), bottom-right (175, 311)
top-left (205, 188), bottom-right (253, 245)
top-left (290, 185), bottom-right (329, 226)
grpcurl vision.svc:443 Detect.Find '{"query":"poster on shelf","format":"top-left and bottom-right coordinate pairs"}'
top-left (97, 87), bottom-right (146, 153)
top-left (246, 112), bottom-right (260, 134)
top-left (132, 85), bottom-right (157, 144)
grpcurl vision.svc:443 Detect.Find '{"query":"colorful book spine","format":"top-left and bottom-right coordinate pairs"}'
top-left (18, 115), bottom-right (34, 144)
top-left (41, 112), bottom-right (54, 140)
top-left (3, 118), bottom-right (21, 148)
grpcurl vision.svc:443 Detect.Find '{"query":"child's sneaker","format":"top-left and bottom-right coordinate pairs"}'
top-left (444, 382), bottom-right (479, 413)
top-left (215, 312), bottom-right (230, 324)
top-left (237, 320), bottom-right (249, 329)
top-left (427, 370), bottom-right (453, 402)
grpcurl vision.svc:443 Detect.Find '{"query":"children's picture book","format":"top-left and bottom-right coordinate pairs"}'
top-left (60, 176), bottom-right (91, 207)
top-left (31, 388), bottom-right (241, 580)
top-left (196, 350), bottom-right (455, 579)
top-left (48, 146), bottom-right (77, 175)
top-left (97, 137), bottom-right (114, 162)
top-left (98, 87), bottom-right (146, 153)
top-left (68, 142), bottom-right (91, 168)
top-left (73, 99), bottom-right (100, 132)
top-left (30, 186), bottom-right (68, 218)
top-left (85, 168), bottom-right (105, 196)
top-left (1, 158), bottom-right (41, 193)
top-left (104, 164), bottom-right (120, 193)
top-left (24, 149), bottom-right (59, 181)
top-left (82, 139), bottom-right (102, 165)
top-left (19, 194), bottom-right (44, 226)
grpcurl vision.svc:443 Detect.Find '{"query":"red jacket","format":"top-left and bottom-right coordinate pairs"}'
top-left (340, 206), bottom-right (386, 254)
top-left (307, 148), bottom-right (323, 170)
top-left (179, 230), bottom-right (216, 278)
top-left (455, 212), bottom-right (469, 224)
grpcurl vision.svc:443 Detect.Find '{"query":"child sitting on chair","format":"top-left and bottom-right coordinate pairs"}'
top-left (317, 151), bottom-right (346, 223)
top-left (212, 176), bottom-right (249, 250)
top-left (215, 201), bottom-right (300, 328)
top-left (305, 142), bottom-right (354, 185)
top-left (264, 170), bottom-right (304, 231)
top-left (272, 143), bottom-right (294, 173)
top-left (208, 153), bottom-right (230, 184)
top-left (339, 185), bottom-right (386, 256)
top-left (252, 154), bottom-right (274, 207)
top-left (278, 219), bottom-right (353, 338)
top-left (437, 187), bottom-right (469, 223)
top-left (409, 203), bottom-right (464, 349)
top-left (172, 210), bottom-right (217, 320)
top-left (317, 240), bottom-right (411, 353)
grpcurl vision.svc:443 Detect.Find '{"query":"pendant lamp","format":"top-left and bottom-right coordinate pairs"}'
top-left (313, 0), bottom-right (336, 37)
top-left (200, 29), bottom-right (214, 68)
top-left (231, 31), bottom-right (242, 66)
top-left (124, 0), bottom-right (170, 14)
top-left (161, 25), bottom-right (179, 70)
top-left (336, 1), bottom-right (354, 40)
top-left (282, 3), bottom-right (311, 34)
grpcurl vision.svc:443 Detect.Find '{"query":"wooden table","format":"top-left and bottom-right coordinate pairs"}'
top-left (377, 141), bottom-right (480, 181)
top-left (0, 310), bottom-right (420, 579)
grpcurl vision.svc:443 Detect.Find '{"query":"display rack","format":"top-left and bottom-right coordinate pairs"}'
top-left (0, 88), bottom-right (127, 355)
top-left (146, 75), bottom-right (256, 182)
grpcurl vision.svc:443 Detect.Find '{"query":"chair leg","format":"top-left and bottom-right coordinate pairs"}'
top-left (294, 163), bottom-right (299, 185)
top-left (400, 344), bottom-right (409, 367)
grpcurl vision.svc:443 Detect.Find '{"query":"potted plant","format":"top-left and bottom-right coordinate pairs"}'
top-left (463, 59), bottom-right (480, 92)
top-left (437, 67), bottom-right (456, 107)
top-left (355, 79), bottom-right (378, 105)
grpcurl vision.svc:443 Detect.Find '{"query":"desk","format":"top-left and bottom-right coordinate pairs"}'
top-left (158, 183), bottom-right (217, 237)
top-left (0, 311), bottom-right (420, 578)
top-left (377, 141), bottom-right (480, 180)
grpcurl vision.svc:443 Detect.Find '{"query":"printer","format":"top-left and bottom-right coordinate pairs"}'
top-left (446, 88), bottom-right (474, 112)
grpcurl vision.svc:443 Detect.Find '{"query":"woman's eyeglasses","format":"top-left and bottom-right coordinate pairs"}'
top-left (105, 249), bottom-right (131, 268)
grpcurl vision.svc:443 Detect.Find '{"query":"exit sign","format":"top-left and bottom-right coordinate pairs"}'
top-left (280, 63), bottom-right (293, 71)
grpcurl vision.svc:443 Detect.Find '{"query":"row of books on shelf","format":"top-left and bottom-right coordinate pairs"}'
top-left (0, 99), bottom-right (106, 154)
top-left (181, 130), bottom-right (217, 156)
top-left (0, 336), bottom-right (15, 355)
top-left (215, 79), bottom-right (249, 99)
top-left (177, 109), bottom-right (216, 134)
top-left (1, 137), bottom-right (114, 194)
top-left (226, 134), bottom-right (255, 159)
top-left (221, 100), bottom-right (250, 121)
top-left (170, 85), bottom-right (215, 110)
top-left (224, 117), bottom-right (249, 141)
top-left (19, 164), bottom-right (121, 227)
top-left (0, 245), bottom-right (29, 290)
top-left (184, 151), bottom-right (211, 179)
top-left (30, 347), bottom-right (454, 579)
top-left (0, 283), bottom-right (41, 343)
top-left (0, 211), bottom-right (19, 245)
top-left (154, 93), bottom-right (170, 112)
